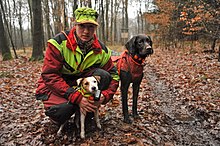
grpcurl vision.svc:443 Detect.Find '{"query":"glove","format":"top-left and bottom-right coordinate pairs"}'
top-left (68, 90), bottom-right (83, 104)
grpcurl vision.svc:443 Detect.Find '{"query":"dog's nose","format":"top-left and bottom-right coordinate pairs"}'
top-left (92, 86), bottom-right (97, 91)
top-left (146, 47), bottom-right (153, 55)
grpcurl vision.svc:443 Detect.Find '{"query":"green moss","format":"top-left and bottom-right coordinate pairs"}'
top-left (2, 53), bottom-right (12, 61)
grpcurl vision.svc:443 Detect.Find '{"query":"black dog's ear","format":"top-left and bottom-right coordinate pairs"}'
top-left (125, 36), bottom-right (137, 54)
top-left (147, 36), bottom-right (153, 46)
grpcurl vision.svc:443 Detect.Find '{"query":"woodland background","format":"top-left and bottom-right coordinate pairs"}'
top-left (0, 0), bottom-right (220, 145)
top-left (0, 0), bottom-right (219, 61)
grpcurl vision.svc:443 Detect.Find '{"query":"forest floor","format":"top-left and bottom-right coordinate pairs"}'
top-left (0, 46), bottom-right (220, 146)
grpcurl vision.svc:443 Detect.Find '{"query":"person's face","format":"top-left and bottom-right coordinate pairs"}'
top-left (75, 23), bottom-right (97, 42)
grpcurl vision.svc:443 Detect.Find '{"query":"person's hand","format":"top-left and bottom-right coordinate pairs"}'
top-left (93, 94), bottom-right (105, 108)
top-left (79, 97), bottom-right (97, 115)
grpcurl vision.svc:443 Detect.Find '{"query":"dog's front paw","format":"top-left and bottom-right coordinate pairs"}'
top-left (80, 132), bottom-right (85, 139)
top-left (57, 124), bottom-right (65, 136)
top-left (133, 113), bottom-right (140, 119)
top-left (97, 123), bottom-right (101, 129)
top-left (57, 130), bottom-right (62, 136)
top-left (123, 118), bottom-right (132, 124)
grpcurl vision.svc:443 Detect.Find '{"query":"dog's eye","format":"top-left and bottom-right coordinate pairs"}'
top-left (137, 40), bottom-right (143, 44)
top-left (84, 82), bottom-right (89, 85)
top-left (137, 41), bottom-right (142, 45)
top-left (93, 80), bottom-right (97, 83)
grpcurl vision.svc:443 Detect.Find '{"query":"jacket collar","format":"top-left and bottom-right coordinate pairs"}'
top-left (66, 27), bottom-right (102, 54)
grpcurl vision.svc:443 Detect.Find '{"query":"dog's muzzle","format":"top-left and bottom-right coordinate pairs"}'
top-left (140, 46), bottom-right (153, 57)
top-left (146, 47), bottom-right (153, 55)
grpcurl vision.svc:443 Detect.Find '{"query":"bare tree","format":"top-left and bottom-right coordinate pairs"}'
top-left (113, 0), bottom-right (120, 43)
top-left (125, 0), bottom-right (128, 31)
top-left (105, 0), bottom-right (109, 42)
top-left (12, 0), bottom-right (18, 49)
top-left (18, 0), bottom-right (25, 52)
top-left (110, 0), bottom-right (113, 44)
top-left (27, 0), bottom-right (33, 37)
top-left (121, 0), bottom-right (128, 44)
top-left (51, 0), bottom-right (62, 34)
top-left (0, 0), bottom-right (17, 58)
top-left (98, 0), bottom-right (105, 42)
top-left (31, 0), bottom-right (44, 60)
top-left (0, 6), bottom-right (12, 60)
top-left (44, 0), bottom-right (52, 40)
top-left (72, 0), bottom-right (78, 17)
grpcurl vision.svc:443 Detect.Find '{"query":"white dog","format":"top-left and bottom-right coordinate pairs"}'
top-left (57, 76), bottom-right (101, 139)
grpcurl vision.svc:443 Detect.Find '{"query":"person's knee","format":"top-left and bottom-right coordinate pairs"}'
top-left (93, 69), bottom-right (112, 90)
top-left (45, 102), bottom-right (79, 124)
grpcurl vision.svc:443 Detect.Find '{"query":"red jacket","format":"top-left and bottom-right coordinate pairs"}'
top-left (36, 27), bottom-right (119, 105)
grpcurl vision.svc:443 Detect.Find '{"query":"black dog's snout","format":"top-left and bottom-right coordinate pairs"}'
top-left (146, 47), bottom-right (153, 55)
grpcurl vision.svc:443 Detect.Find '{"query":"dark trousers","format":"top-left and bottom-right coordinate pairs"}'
top-left (45, 102), bottom-right (79, 125)
top-left (38, 69), bottom-right (112, 124)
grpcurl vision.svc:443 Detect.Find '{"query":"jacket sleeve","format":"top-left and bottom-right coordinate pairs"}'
top-left (41, 43), bottom-right (81, 103)
top-left (101, 58), bottom-right (119, 104)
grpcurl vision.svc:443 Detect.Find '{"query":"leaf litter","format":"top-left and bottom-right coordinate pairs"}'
top-left (0, 48), bottom-right (219, 145)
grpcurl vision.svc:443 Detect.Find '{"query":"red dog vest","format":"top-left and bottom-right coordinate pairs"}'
top-left (112, 51), bottom-right (145, 81)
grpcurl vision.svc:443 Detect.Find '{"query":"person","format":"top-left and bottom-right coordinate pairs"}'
top-left (35, 7), bottom-right (119, 125)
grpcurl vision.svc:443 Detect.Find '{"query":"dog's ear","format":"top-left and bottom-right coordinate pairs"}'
top-left (94, 76), bottom-right (101, 83)
top-left (125, 36), bottom-right (137, 54)
top-left (147, 36), bottom-right (153, 46)
top-left (76, 78), bottom-right (83, 86)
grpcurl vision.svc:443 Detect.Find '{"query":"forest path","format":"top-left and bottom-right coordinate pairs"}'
top-left (144, 63), bottom-right (220, 146)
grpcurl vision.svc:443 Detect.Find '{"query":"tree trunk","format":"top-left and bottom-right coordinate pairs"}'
top-left (110, 0), bottom-right (113, 45)
top-left (137, 10), bottom-right (140, 33)
top-left (94, 0), bottom-right (98, 9)
top-left (87, 0), bottom-right (92, 7)
top-left (72, 0), bottom-right (78, 17)
top-left (45, 0), bottom-right (51, 40)
top-left (98, 0), bottom-right (105, 43)
top-left (101, 0), bottom-right (105, 43)
top-left (18, 1), bottom-right (25, 52)
top-left (51, 1), bottom-right (62, 34)
top-left (0, 8), bottom-right (12, 60)
top-left (61, 0), bottom-right (65, 30)
top-left (122, 0), bottom-right (125, 28)
top-left (0, 0), bottom-right (17, 59)
top-left (27, 0), bottom-right (33, 43)
top-left (12, 0), bottom-right (17, 49)
top-left (125, 0), bottom-right (128, 31)
top-left (31, 0), bottom-right (44, 60)
top-left (105, 0), bottom-right (109, 42)
top-left (114, 0), bottom-right (119, 43)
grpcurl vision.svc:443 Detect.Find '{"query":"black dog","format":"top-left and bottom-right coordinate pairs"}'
top-left (112, 34), bottom-right (153, 123)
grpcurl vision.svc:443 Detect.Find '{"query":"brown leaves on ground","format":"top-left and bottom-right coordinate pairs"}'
top-left (146, 48), bottom-right (220, 112)
top-left (0, 47), bottom-right (219, 145)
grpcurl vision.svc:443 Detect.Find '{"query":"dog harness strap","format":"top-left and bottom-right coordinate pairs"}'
top-left (130, 55), bottom-right (144, 66)
top-left (133, 55), bottom-right (145, 65)
top-left (78, 86), bottom-right (93, 98)
top-left (124, 50), bottom-right (145, 66)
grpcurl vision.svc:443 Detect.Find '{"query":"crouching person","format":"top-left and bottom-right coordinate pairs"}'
top-left (35, 7), bottom-right (119, 127)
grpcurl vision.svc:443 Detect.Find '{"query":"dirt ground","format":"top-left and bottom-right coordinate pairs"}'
top-left (0, 47), bottom-right (219, 145)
